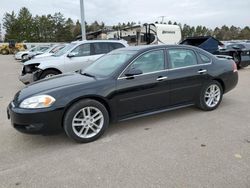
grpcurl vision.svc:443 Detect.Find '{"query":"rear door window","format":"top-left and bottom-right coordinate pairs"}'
top-left (93, 43), bottom-right (110, 55)
top-left (110, 42), bottom-right (125, 50)
top-left (199, 53), bottom-right (211, 64)
top-left (168, 49), bottom-right (198, 69)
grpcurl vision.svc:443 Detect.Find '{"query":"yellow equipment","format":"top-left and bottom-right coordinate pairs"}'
top-left (0, 40), bottom-right (27, 55)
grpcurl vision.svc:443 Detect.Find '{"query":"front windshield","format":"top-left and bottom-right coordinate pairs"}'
top-left (84, 51), bottom-right (136, 77)
top-left (29, 46), bottom-right (38, 52)
top-left (40, 47), bottom-right (50, 52)
top-left (53, 43), bottom-right (76, 57)
top-left (43, 46), bottom-right (55, 53)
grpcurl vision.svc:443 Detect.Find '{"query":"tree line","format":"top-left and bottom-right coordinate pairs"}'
top-left (2, 7), bottom-right (250, 42)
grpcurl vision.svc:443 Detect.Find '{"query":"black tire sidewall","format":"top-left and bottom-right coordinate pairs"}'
top-left (40, 70), bottom-right (59, 79)
top-left (198, 81), bottom-right (223, 111)
top-left (63, 99), bottom-right (109, 143)
top-left (22, 54), bottom-right (28, 59)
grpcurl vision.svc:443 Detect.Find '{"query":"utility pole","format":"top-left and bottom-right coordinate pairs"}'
top-left (158, 16), bottom-right (166, 24)
top-left (80, 0), bottom-right (86, 40)
top-left (0, 23), bottom-right (2, 42)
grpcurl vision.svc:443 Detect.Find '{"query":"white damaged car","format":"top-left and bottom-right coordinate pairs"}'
top-left (19, 40), bottom-right (128, 84)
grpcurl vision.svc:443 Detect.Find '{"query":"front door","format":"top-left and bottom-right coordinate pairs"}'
top-left (115, 49), bottom-right (171, 119)
top-left (64, 43), bottom-right (94, 72)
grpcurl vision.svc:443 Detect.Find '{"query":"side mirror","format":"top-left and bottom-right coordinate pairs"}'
top-left (67, 52), bottom-right (77, 58)
top-left (125, 68), bottom-right (143, 77)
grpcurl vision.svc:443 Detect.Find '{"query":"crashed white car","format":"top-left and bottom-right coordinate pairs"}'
top-left (19, 40), bottom-right (128, 84)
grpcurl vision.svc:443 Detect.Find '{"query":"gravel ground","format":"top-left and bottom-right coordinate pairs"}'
top-left (0, 55), bottom-right (249, 188)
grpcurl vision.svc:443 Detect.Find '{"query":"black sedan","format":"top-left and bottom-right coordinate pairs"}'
top-left (7, 45), bottom-right (238, 143)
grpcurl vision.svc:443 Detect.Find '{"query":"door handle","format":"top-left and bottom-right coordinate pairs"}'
top-left (198, 69), bottom-right (207, 74)
top-left (156, 76), bottom-right (168, 81)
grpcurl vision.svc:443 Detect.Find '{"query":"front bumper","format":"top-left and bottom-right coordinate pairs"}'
top-left (7, 103), bottom-right (64, 135)
top-left (15, 54), bottom-right (22, 60)
top-left (19, 68), bottom-right (42, 84)
top-left (19, 73), bottom-right (34, 84)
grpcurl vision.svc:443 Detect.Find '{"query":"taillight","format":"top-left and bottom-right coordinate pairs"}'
top-left (233, 62), bottom-right (237, 72)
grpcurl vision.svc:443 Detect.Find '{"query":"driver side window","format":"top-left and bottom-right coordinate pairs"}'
top-left (71, 44), bottom-right (91, 57)
top-left (128, 50), bottom-right (165, 74)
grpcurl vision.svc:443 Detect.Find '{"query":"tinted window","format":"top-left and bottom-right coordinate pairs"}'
top-left (53, 43), bottom-right (76, 57)
top-left (199, 53), bottom-right (211, 64)
top-left (111, 43), bottom-right (125, 50)
top-left (168, 49), bottom-right (197, 68)
top-left (93, 43), bottom-right (110, 55)
top-left (128, 50), bottom-right (165, 74)
top-left (40, 47), bottom-right (49, 52)
top-left (71, 44), bottom-right (91, 57)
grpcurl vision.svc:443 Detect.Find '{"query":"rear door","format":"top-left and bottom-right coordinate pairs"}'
top-left (166, 48), bottom-right (210, 106)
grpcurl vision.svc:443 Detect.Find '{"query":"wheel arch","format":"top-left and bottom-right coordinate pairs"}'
top-left (41, 68), bottom-right (62, 74)
top-left (21, 53), bottom-right (28, 58)
top-left (62, 95), bottom-right (112, 127)
top-left (213, 78), bottom-right (225, 93)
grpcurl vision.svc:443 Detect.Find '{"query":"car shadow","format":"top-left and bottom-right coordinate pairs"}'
top-left (106, 106), bottom-right (202, 137)
top-left (14, 106), bottom-right (200, 147)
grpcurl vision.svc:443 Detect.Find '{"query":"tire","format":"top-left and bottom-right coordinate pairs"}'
top-left (1, 49), bottom-right (9, 55)
top-left (63, 99), bottom-right (109, 143)
top-left (39, 69), bottom-right (60, 79)
top-left (232, 52), bottom-right (242, 69)
top-left (197, 81), bottom-right (223, 111)
top-left (22, 54), bottom-right (28, 60)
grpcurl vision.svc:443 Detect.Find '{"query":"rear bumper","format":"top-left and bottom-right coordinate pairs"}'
top-left (224, 72), bottom-right (238, 93)
top-left (7, 103), bottom-right (64, 135)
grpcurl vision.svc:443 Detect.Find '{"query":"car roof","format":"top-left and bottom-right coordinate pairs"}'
top-left (114, 44), bottom-right (203, 52)
top-left (71, 40), bottom-right (127, 44)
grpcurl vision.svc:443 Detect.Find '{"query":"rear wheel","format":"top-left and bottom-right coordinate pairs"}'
top-left (197, 81), bottom-right (223, 111)
top-left (63, 99), bottom-right (109, 143)
top-left (39, 69), bottom-right (60, 79)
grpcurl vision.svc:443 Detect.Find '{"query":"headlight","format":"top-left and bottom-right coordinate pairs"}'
top-left (20, 95), bottom-right (56, 109)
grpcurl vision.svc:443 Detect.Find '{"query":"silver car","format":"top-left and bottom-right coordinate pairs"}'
top-left (19, 40), bottom-right (129, 84)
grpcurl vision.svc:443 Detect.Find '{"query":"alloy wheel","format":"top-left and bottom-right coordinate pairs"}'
top-left (72, 106), bottom-right (104, 138)
top-left (45, 74), bottom-right (55, 78)
top-left (204, 84), bottom-right (221, 108)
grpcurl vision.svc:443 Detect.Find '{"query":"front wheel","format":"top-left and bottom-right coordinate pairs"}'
top-left (39, 69), bottom-right (60, 80)
top-left (63, 99), bottom-right (109, 143)
top-left (197, 81), bottom-right (223, 111)
top-left (1, 49), bottom-right (9, 55)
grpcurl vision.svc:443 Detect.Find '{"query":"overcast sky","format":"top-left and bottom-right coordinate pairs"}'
top-left (0, 0), bottom-right (249, 28)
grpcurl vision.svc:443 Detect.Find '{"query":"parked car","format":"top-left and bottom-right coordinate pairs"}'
top-left (30, 44), bottom-right (67, 59)
top-left (7, 45), bottom-right (238, 143)
top-left (180, 36), bottom-right (250, 69)
top-left (15, 45), bottom-right (51, 61)
top-left (19, 40), bottom-right (128, 84)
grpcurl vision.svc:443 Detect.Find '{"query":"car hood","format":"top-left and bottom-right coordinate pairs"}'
top-left (16, 50), bottom-right (29, 55)
top-left (24, 55), bottom-right (62, 65)
top-left (34, 52), bottom-right (52, 59)
top-left (14, 73), bottom-right (96, 103)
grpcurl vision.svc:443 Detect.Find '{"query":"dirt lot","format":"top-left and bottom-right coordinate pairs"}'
top-left (0, 55), bottom-right (249, 188)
